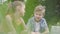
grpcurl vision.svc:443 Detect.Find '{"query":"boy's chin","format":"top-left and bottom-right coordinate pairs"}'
top-left (35, 19), bottom-right (40, 22)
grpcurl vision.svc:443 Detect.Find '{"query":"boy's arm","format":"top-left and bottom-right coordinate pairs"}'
top-left (27, 19), bottom-right (34, 34)
top-left (42, 19), bottom-right (49, 34)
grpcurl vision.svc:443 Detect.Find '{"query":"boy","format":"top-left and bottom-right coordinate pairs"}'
top-left (27, 5), bottom-right (49, 34)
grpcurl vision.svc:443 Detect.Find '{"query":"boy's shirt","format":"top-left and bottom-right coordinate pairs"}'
top-left (27, 17), bottom-right (48, 33)
top-left (35, 22), bottom-right (40, 32)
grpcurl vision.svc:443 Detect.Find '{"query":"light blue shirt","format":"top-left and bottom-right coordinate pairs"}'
top-left (27, 17), bottom-right (48, 33)
top-left (35, 22), bottom-right (40, 32)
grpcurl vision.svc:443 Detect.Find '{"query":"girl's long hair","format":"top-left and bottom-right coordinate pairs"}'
top-left (6, 1), bottom-right (24, 15)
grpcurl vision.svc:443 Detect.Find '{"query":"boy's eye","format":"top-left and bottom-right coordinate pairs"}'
top-left (36, 13), bottom-right (42, 16)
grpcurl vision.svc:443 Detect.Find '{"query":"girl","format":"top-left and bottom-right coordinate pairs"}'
top-left (5, 1), bottom-right (26, 34)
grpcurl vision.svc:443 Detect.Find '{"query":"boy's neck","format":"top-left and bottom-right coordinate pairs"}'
top-left (34, 18), bottom-right (40, 23)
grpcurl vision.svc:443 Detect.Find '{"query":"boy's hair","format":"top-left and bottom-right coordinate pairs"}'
top-left (34, 5), bottom-right (46, 14)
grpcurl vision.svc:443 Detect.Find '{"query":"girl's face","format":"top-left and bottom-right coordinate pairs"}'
top-left (16, 5), bottom-right (25, 16)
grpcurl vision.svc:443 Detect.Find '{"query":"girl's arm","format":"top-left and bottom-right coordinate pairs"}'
top-left (6, 15), bottom-right (16, 34)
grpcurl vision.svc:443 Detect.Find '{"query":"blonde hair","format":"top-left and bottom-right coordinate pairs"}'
top-left (7, 1), bottom-right (24, 14)
top-left (34, 5), bottom-right (46, 15)
top-left (34, 5), bottom-right (45, 13)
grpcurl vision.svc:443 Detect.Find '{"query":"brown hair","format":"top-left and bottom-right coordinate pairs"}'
top-left (7, 1), bottom-right (24, 14)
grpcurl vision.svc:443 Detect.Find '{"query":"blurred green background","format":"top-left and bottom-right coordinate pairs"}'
top-left (0, 0), bottom-right (60, 31)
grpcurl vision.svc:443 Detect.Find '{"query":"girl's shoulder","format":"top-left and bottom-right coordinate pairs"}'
top-left (6, 15), bottom-right (12, 22)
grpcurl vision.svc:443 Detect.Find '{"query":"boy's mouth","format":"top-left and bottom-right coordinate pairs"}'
top-left (35, 18), bottom-right (40, 22)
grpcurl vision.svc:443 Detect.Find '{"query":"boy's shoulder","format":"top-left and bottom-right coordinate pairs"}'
top-left (41, 18), bottom-right (46, 21)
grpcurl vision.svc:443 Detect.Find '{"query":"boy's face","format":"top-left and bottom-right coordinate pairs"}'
top-left (34, 11), bottom-right (44, 22)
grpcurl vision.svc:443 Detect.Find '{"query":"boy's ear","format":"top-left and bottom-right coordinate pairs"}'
top-left (43, 13), bottom-right (45, 17)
